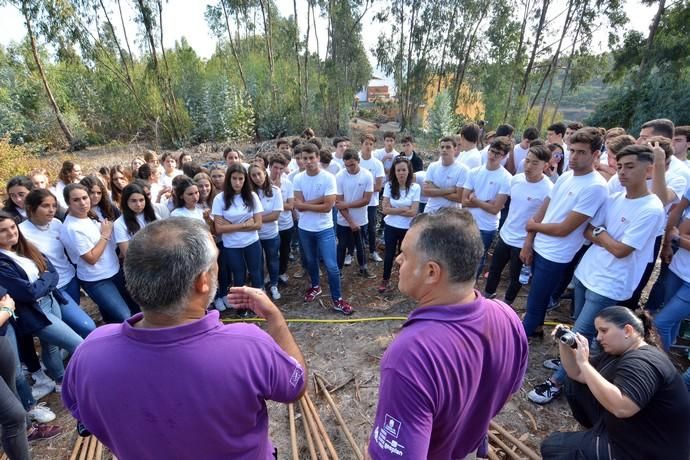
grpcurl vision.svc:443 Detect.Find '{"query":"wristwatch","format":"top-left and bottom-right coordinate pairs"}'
top-left (592, 226), bottom-right (606, 237)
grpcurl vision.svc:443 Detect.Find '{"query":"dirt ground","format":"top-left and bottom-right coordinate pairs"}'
top-left (3, 125), bottom-right (679, 459)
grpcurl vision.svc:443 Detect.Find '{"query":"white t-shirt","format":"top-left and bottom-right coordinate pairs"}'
top-left (277, 179), bottom-right (294, 231)
top-left (463, 166), bottom-right (512, 231)
top-left (358, 155), bottom-right (385, 206)
top-left (575, 192), bottom-right (664, 300)
top-left (20, 219), bottom-right (76, 289)
top-left (0, 249), bottom-right (40, 283)
top-left (335, 168), bottom-right (374, 227)
top-left (60, 215), bottom-right (120, 282)
top-left (160, 169), bottom-right (183, 187)
top-left (424, 161), bottom-right (469, 214)
top-left (383, 182), bottom-right (421, 229)
top-left (534, 170), bottom-right (608, 263)
top-left (170, 206), bottom-right (205, 221)
top-left (292, 170), bottom-right (337, 232)
top-left (669, 155), bottom-right (690, 187)
top-left (512, 144), bottom-right (529, 174)
top-left (287, 158), bottom-right (299, 174)
top-left (669, 246), bottom-right (690, 284)
top-left (211, 192), bottom-right (263, 248)
top-left (53, 181), bottom-right (67, 208)
top-left (257, 187), bottom-right (284, 240)
top-left (414, 170), bottom-right (428, 204)
top-left (322, 161), bottom-right (341, 176)
top-left (456, 147), bottom-right (482, 170)
top-left (608, 171), bottom-right (687, 236)
top-left (332, 156), bottom-right (344, 169)
top-left (374, 148), bottom-right (399, 172)
top-left (113, 213), bottom-right (148, 243)
top-left (499, 174), bottom-right (553, 248)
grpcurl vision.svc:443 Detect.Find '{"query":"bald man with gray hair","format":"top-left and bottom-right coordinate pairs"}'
top-left (62, 217), bottom-right (306, 460)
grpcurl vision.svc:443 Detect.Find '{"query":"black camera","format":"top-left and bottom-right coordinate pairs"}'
top-left (554, 326), bottom-right (578, 348)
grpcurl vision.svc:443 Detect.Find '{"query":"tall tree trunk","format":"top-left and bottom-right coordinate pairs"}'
top-left (636, 0), bottom-right (665, 88)
top-left (503, 0), bottom-right (533, 121)
top-left (258, 0), bottom-right (277, 107)
top-left (116, 0), bottom-right (135, 70)
top-left (21, 1), bottom-right (75, 147)
top-left (518, 0), bottom-right (550, 97)
top-left (292, 0), bottom-right (305, 125)
top-left (437, 4), bottom-right (459, 94)
top-left (220, 0), bottom-right (249, 95)
top-left (551, 9), bottom-right (585, 124)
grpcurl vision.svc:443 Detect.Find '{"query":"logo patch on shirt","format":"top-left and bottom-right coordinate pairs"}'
top-left (289, 366), bottom-right (304, 387)
top-left (373, 417), bottom-right (406, 457)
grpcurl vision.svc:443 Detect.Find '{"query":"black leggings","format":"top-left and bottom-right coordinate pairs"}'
top-left (0, 336), bottom-right (30, 460)
top-left (484, 236), bottom-right (523, 304)
top-left (383, 224), bottom-right (407, 281)
top-left (278, 228), bottom-right (293, 275)
top-left (541, 379), bottom-right (613, 460)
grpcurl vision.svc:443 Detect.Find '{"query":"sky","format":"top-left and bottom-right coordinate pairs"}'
top-left (0, 0), bottom-right (655, 82)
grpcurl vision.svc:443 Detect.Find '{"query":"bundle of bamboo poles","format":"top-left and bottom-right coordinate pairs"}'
top-left (288, 374), bottom-right (364, 460)
top-left (487, 421), bottom-right (541, 460)
top-left (69, 435), bottom-right (108, 460)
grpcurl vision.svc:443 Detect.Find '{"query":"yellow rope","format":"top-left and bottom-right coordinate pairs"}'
top-left (221, 316), bottom-right (408, 324)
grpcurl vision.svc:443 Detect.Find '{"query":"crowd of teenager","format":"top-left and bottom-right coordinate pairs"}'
top-left (0, 117), bottom-right (689, 458)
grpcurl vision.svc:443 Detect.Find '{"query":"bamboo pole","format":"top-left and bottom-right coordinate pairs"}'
top-left (288, 403), bottom-right (299, 460)
top-left (300, 397), bottom-right (328, 459)
top-left (78, 436), bottom-right (91, 460)
top-left (490, 421), bottom-right (541, 460)
top-left (299, 398), bottom-right (318, 459)
top-left (95, 439), bottom-right (104, 460)
top-left (315, 375), bottom-right (363, 460)
top-left (86, 435), bottom-right (98, 460)
top-left (304, 393), bottom-right (339, 459)
top-left (69, 436), bottom-right (84, 460)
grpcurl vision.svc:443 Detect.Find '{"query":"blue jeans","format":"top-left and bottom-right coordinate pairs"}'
top-left (551, 277), bottom-right (617, 384)
top-left (477, 229), bottom-right (496, 279)
top-left (299, 227), bottom-right (341, 300)
top-left (654, 270), bottom-right (690, 350)
top-left (58, 277), bottom-right (95, 338)
top-left (523, 251), bottom-right (571, 336)
top-left (224, 240), bottom-right (264, 287)
top-left (80, 270), bottom-right (137, 323)
top-left (4, 325), bottom-right (34, 411)
top-left (34, 295), bottom-right (84, 383)
top-left (260, 236), bottom-right (281, 287)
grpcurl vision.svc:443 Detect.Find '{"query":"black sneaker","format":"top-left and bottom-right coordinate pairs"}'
top-left (543, 358), bottom-right (561, 370)
top-left (528, 380), bottom-right (562, 404)
top-left (360, 268), bottom-right (376, 279)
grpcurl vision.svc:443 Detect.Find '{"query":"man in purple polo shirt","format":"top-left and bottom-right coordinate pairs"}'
top-left (61, 218), bottom-right (306, 460)
top-left (368, 208), bottom-right (528, 459)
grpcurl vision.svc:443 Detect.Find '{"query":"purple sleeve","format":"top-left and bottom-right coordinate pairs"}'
top-left (264, 344), bottom-right (305, 404)
top-left (368, 369), bottom-right (433, 459)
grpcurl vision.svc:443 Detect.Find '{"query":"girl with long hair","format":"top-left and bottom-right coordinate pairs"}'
top-left (170, 177), bottom-right (204, 221)
top-left (249, 165), bottom-right (284, 300)
top-left (160, 152), bottom-right (183, 187)
top-left (80, 175), bottom-right (120, 222)
top-left (378, 157), bottom-right (420, 293)
top-left (20, 190), bottom-right (95, 338)
top-left (109, 165), bottom-right (129, 208)
top-left (212, 164), bottom-right (263, 312)
top-left (54, 161), bottom-right (82, 208)
top-left (0, 211), bottom-right (84, 416)
top-left (59, 184), bottom-right (137, 323)
top-left (2, 176), bottom-right (33, 223)
top-left (113, 184), bottom-right (158, 257)
top-left (268, 154), bottom-right (294, 284)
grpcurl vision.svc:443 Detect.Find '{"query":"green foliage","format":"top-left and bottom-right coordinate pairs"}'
top-left (426, 90), bottom-right (456, 139)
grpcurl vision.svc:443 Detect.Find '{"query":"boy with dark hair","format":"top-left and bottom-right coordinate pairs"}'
top-left (359, 133), bottom-right (385, 262)
top-left (374, 131), bottom-right (399, 176)
top-left (399, 135), bottom-right (424, 172)
top-left (332, 136), bottom-right (351, 168)
top-left (673, 126), bottom-right (690, 165)
top-left (485, 145), bottom-right (553, 304)
top-left (424, 137), bottom-right (468, 214)
top-left (456, 123), bottom-right (482, 169)
top-left (507, 127), bottom-right (539, 174)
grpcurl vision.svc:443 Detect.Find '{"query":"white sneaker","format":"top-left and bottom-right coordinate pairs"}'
top-left (31, 382), bottom-right (55, 400)
top-left (213, 297), bottom-right (227, 312)
top-left (28, 403), bottom-right (56, 423)
top-left (344, 254), bottom-right (353, 266)
top-left (54, 383), bottom-right (62, 393)
top-left (279, 273), bottom-right (289, 283)
top-left (270, 285), bottom-right (281, 300)
top-left (31, 369), bottom-right (53, 386)
top-left (370, 252), bottom-right (383, 263)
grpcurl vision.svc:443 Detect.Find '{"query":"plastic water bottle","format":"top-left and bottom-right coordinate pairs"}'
top-left (519, 264), bottom-right (531, 285)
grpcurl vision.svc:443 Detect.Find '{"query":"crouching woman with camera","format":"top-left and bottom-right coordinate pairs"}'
top-left (541, 306), bottom-right (690, 460)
